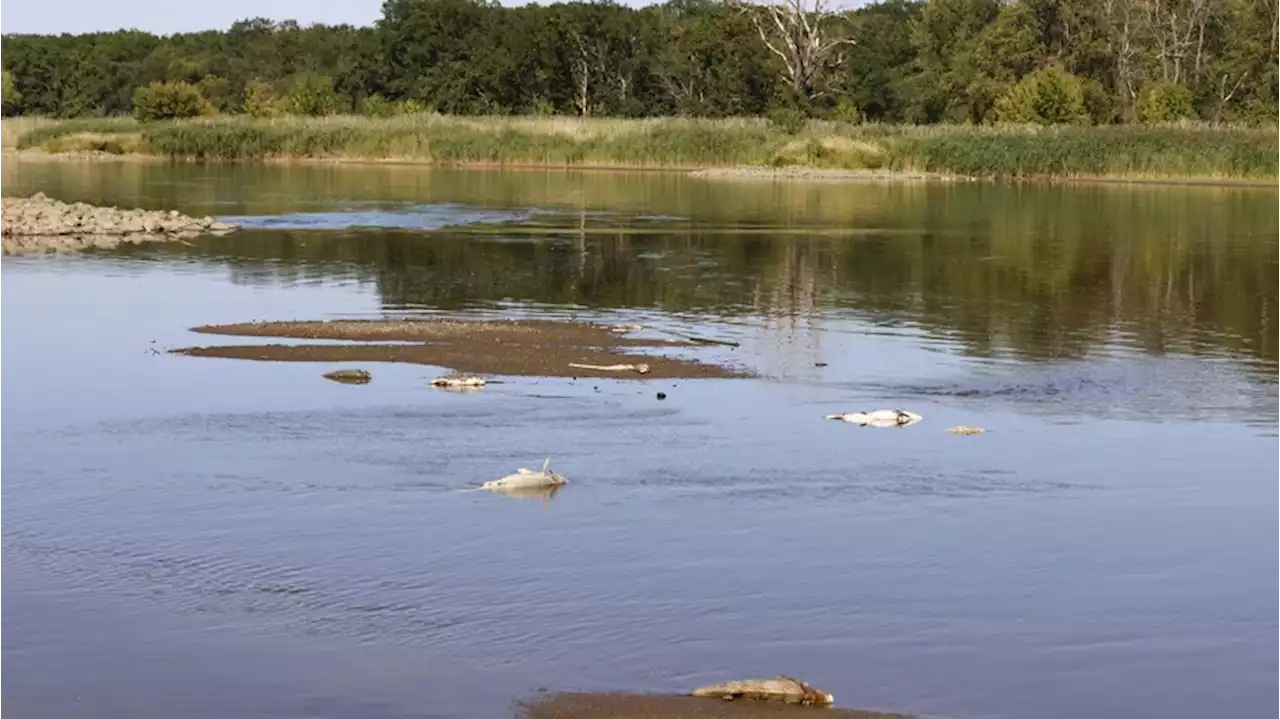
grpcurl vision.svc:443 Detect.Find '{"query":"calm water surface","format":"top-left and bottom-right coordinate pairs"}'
top-left (2, 160), bottom-right (1277, 719)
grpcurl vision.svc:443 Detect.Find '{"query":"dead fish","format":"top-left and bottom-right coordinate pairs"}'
top-left (947, 425), bottom-right (986, 435)
top-left (567, 362), bottom-right (652, 375)
top-left (608, 323), bottom-right (645, 334)
top-left (489, 484), bottom-right (564, 502)
top-left (430, 375), bottom-right (487, 389)
top-left (459, 458), bottom-right (569, 494)
top-left (690, 676), bottom-right (835, 706)
top-left (824, 409), bottom-right (922, 428)
top-left (322, 369), bottom-right (372, 384)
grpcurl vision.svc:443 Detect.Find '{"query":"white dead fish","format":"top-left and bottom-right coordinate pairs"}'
top-left (947, 425), bottom-right (986, 435)
top-left (690, 676), bottom-right (835, 706)
top-left (608, 323), bottom-right (645, 334)
top-left (567, 362), bottom-right (652, 375)
top-left (460, 458), bottom-right (568, 494)
top-left (488, 484), bottom-right (564, 502)
top-left (430, 375), bottom-right (487, 389)
top-left (824, 409), bottom-right (923, 428)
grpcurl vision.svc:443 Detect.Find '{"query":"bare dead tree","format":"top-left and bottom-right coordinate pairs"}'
top-left (568, 32), bottom-right (594, 116)
top-left (730, 0), bottom-right (854, 102)
top-left (1271, 0), bottom-right (1279, 55)
top-left (1103, 0), bottom-right (1142, 110)
top-left (1135, 0), bottom-right (1216, 85)
top-left (1214, 70), bottom-right (1248, 120)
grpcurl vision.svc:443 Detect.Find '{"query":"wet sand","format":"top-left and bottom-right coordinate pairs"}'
top-left (172, 319), bottom-right (750, 380)
top-left (518, 693), bottom-right (914, 719)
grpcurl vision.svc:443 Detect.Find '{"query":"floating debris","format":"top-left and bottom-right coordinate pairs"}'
top-left (430, 375), bottom-right (488, 389)
top-left (608, 324), bottom-right (645, 334)
top-left (568, 362), bottom-right (652, 375)
top-left (947, 425), bottom-right (986, 435)
top-left (690, 676), bottom-right (835, 706)
top-left (824, 409), bottom-right (922, 428)
top-left (322, 369), bottom-right (372, 384)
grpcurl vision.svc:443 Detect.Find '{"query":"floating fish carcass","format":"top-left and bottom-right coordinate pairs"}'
top-left (430, 375), bottom-right (487, 389)
top-left (478, 458), bottom-right (568, 492)
top-left (690, 676), bottom-right (835, 706)
top-left (824, 409), bottom-right (922, 428)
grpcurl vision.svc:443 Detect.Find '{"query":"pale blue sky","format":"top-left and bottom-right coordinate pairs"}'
top-left (4, 0), bottom-right (386, 35)
top-left (2, 0), bottom-right (868, 36)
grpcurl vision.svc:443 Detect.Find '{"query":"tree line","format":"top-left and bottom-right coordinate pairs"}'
top-left (2, 0), bottom-right (1276, 126)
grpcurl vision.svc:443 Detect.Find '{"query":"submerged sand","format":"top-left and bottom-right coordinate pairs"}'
top-left (518, 692), bottom-right (914, 719)
top-left (172, 318), bottom-right (749, 380)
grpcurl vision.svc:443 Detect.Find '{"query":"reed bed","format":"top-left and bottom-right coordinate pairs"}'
top-left (6, 114), bottom-right (1276, 181)
top-left (2, 116), bottom-right (64, 149)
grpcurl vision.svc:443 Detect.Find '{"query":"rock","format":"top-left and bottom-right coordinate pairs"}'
top-left (1, 194), bottom-right (241, 254)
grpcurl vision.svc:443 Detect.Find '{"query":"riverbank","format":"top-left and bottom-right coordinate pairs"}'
top-left (5, 115), bottom-right (1276, 184)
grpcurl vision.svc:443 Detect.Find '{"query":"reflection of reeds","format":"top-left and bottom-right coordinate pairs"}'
top-left (6, 115), bottom-right (1276, 181)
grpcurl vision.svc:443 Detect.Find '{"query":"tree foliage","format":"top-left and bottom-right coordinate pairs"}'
top-left (1, 69), bottom-right (19, 115)
top-left (0, 0), bottom-right (1274, 125)
top-left (132, 80), bottom-right (216, 121)
top-left (994, 66), bottom-right (1090, 125)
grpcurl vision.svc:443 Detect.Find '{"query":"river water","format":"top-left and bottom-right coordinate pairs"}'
top-left (2, 160), bottom-right (1276, 719)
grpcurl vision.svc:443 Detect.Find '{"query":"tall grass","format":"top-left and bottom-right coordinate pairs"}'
top-left (2, 116), bottom-right (62, 149)
top-left (5, 114), bottom-right (1277, 181)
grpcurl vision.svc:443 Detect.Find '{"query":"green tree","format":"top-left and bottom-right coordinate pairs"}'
top-left (132, 80), bottom-right (216, 121)
top-left (1, 69), bottom-right (21, 115)
top-left (993, 66), bottom-right (1090, 125)
top-left (1136, 81), bottom-right (1197, 124)
top-left (242, 78), bottom-right (282, 117)
top-left (284, 73), bottom-right (342, 115)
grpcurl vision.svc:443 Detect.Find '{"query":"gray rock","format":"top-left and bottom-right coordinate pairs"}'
top-left (1, 194), bottom-right (242, 254)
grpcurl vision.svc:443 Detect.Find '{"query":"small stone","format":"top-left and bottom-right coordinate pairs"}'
top-left (656, 392), bottom-right (667, 400)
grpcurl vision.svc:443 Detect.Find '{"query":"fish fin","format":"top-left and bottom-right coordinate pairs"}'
top-left (542, 457), bottom-right (551, 473)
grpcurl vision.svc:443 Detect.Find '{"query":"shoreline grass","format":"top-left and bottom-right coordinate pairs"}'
top-left (5, 114), bottom-right (1277, 183)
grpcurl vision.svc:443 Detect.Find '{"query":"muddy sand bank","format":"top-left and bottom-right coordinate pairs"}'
top-left (172, 319), bottom-right (750, 380)
top-left (518, 692), bottom-right (913, 719)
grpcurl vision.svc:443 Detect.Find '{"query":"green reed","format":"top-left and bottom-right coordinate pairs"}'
top-left (6, 114), bottom-right (1276, 181)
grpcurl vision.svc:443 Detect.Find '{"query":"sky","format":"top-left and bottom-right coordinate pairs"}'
top-left (0, 0), bottom-right (869, 35)
top-left (3, 0), bottom-right (387, 35)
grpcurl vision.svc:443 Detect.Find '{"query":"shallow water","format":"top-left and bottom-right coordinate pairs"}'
top-left (2, 160), bottom-right (1277, 719)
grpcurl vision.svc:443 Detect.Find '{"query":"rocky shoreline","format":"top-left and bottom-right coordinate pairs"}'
top-left (1, 192), bottom-right (239, 255)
